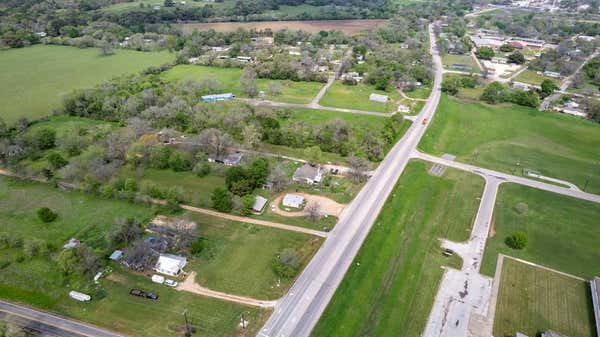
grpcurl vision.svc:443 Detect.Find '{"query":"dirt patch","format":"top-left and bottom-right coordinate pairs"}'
top-left (271, 192), bottom-right (346, 217)
top-left (106, 273), bottom-right (127, 284)
top-left (177, 19), bottom-right (388, 35)
top-left (489, 215), bottom-right (496, 238)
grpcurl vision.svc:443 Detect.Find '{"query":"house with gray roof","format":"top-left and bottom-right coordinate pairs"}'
top-left (293, 163), bottom-right (325, 184)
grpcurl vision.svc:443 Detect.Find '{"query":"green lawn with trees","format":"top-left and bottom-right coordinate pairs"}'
top-left (312, 161), bottom-right (483, 337)
top-left (481, 183), bottom-right (600, 278)
top-left (319, 81), bottom-right (401, 113)
top-left (515, 69), bottom-right (561, 86)
top-left (0, 45), bottom-right (174, 124)
top-left (494, 258), bottom-right (595, 337)
top-left (420, 95), bottom-right (600, 193)
top-left (0, 176), bottom-right (274, 336)
top-left (161, 65), bottom-right (324, 104)
top-left (187, 212), bottom-right (322, 300)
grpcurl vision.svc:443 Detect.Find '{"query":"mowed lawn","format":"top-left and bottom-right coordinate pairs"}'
top-left (312, 161), bottom-right (484, 337)
top-left (481, 183), bottom-right (600, 278)
top-left (161, 64), bottom-right (324, 104)
top-left (442, 53), bottom-right (481, 73)
top-left (494, 258), bottom-right (596, 337)
top-left (420, 95), bottom-right (600, 193)
top-left (515, 69), bottom-right (561, 86)
top-left (319, 81), bottom-right (401, 113)
top-left (187, 212), bottom-right (322, 300)
top-left (0, 45), bottom-right (174, 124)
top-left (0, 177), bottom-right (269, 336)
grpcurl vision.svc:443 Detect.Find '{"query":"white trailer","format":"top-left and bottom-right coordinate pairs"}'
top-left (69, 291), bottom-right (91, 302)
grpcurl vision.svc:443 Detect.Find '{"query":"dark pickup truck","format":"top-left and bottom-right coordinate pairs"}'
top-left (129, 289), bottom-right (159, 300)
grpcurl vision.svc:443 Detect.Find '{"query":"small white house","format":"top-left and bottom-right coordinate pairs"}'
top-left (369, 93), bottom-right (389, 103)
top-left (397, 105), bottom-right (410, 113)
top-left (282, 194), bottom-right (305, 209)
top-left (252, 196), bottom-right (268, 213)
top-left (154, 254), bottom-right (187, 276)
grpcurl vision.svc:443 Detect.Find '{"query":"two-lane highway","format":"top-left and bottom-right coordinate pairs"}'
top-left (257, 23), bottom-right (444, 337)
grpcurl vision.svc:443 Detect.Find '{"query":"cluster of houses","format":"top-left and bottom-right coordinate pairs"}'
top-left (470, 30), bottom-right (546, 50)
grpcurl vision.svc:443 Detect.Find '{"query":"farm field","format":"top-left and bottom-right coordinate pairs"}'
top-left (514, 69), bottom-right (561, 86)
top-left (442, 53), bottom-right (481, 73)
top-left (0, 176), bottom-right (270, 337)
top-left (481, 183), bottom-right (600, 278)
top-left (493, 258), bottom-right (595, 337)
top-left (312, 160), bottom-right (483, 337)
top-left (187, 212), bottom-right (322, 300)
top-left (319, 81), bottom-right (401, 113)
top-left (161, 65), bottom-right (324, 104)
top-left (177, 19), bottom-right (389, 35)
top-left (0, 45), bottom-right (174, 124)
top-left (419, 95), bottom-right (600, 194)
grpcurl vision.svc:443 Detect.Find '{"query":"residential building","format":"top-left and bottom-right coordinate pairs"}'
top-left (252, 196), bottom-right (268, 213)
top-left (154, 254), bottom-right (187, 276)
top-left (562, 108), bottom-right (588, 118)
top-left (397, 105), bottom-right (410, 113)
top-left (369, 93), bottom-right (389, 103)
top-left (450, 64), bottom-right (472, 71)
top-left (492, 57), bottom-right (508, 64)
top-left (208, 152), bottom-right (243, 166)
top-left (201, 93), bottom-right (235, 102)
top-left (293, 163), bottom-right (325, 184)
top-left (282, 194), bottom-right (305, 208)
top-left (109, 250), bottom-right (123, 261)
top-left (543, 71), bottom-right (561, 78)
top-left (236, 56), bottom-right (253, 63)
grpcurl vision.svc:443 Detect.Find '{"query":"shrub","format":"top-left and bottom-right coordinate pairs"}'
top-left (169, 151), bottom-right (193, 171)
top-left (0, 232), bottom-right (22, 249)
top-left (211, 188), bottom-right (233, 213)
top-left (37, 207), bottom-right (58, 223)
top-left (24, 238), bottom-right (47, 257)
top-left (193, 162), bottom-right (211, 177)
top-left (505, 231), bottom-right (528, 250)
top-left (272, 248), bottom-right (299, 278)
top-left (47, 152), bottom-right (68, 169)
top-left (0, 260), bottom-right (10, 269)
top-left (190, 238), bottom-right (205, 256)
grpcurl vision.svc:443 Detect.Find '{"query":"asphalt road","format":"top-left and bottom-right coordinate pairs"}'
top-left (257, 23), bottom-right (444, 337)
top-left (0, 300), bottom-right (122, 337)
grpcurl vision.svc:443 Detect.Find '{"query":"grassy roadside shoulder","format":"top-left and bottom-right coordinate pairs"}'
top-left (311, 160), bottom-right (483, 337)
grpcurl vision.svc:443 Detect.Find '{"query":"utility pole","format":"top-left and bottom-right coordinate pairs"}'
top-left (183, 309), bottom-right (192, 337)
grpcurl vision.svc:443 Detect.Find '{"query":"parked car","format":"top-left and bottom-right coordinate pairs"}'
top-left (129, 289), bottom-right (159, 300)
top-left (164, 279), bottom-right (178, 287)
top-left (151, 274), bottom-right (165, 284)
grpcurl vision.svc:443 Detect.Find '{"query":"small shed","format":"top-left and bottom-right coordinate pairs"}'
top-left (369, 93), bottom-right (389, 103)
top-left (252, 196), bottom-right (268, 213)
top-left (282, 194), bottom-right (305, 209)
top-left (63, 238), bottom-right (80, 249)
top-left (109, 250), bottom-right (123, 261)
top-left (397, 105), bottom-right (410, 113)
top-left (154, 254), bottom-right (187, 276)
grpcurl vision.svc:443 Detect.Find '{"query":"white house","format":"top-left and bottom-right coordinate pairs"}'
top-left (397, 105), bottom-right (410, 113)
top-left (293, 163), bottom-right (324, 184)
top-left (369, 93), bottom-right (389, 103)
top-left (252, 196), bottom-right (268, 213)
top-left (282, 194), bottom-right (305, 208)
top-left (154, 254), bottom-right (187, 276)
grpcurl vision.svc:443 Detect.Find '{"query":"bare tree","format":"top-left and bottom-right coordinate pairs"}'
top-left (305, 201), bottom-right (322, 223)
top-left (268, 164), bottom-right (288, 192)
top-left (347, 155), bottom-right (369, 183)
top-left (242, 124), bottom-right (261, 149)
top-left (196, 128), bottom-right (233, 158)
top-left (107, 218), bottom-right (143, 248)
top-left (126, 117), bottom-right (152, 139)
top-left (240, 67), bottom-right (259, 97)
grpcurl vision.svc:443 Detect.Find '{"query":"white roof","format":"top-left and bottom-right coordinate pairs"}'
top-left (252, 196), bottom-right (268, 212)
top-left (155, 254), bottom-right (187, 276)
top-left (282, 194), bottom-right (305, 208)
top-left (369, 93), bottom-right (389, 103)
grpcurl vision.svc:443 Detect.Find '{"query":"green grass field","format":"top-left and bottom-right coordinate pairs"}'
top-left (420, 95), bottom-right (600, 193)
top-left (403, 85), bottom-right (432, 100)
top-left (0, 45), bottom-right (174, 124)
top-left (514, 69), bottom-right (561, 86)
top-left (442, 53), bottom-right (480, 73)
top-left (319, 81), bottom-right (401, 113)
top-left (187, 212), bottom-right (322, 300)
top-left (161, 65), bottom-right (324, 104)
top-left (494, 258), bottom-right (596, 337)
top-left (0, 177), bottom-right (274, 336)
top-left (312, 160), bottom-right (483, 337)
top-left (481, 183), bottom-right (600, 278)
